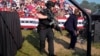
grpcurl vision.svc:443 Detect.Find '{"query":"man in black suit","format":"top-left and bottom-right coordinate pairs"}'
top-left (64, 9), bottom-right (78, 49)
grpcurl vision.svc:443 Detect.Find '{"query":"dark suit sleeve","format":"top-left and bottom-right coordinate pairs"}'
top-left (73, 15), bottom-right (78, 31)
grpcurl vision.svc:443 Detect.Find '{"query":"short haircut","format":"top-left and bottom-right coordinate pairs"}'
top-left (45, 1), bottom-right (55, 9)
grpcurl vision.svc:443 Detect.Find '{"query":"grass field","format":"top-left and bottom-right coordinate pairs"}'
top-left (15, 30), bottom-right (100, 56)
top-left (16, 30), bottom-right (40, 56)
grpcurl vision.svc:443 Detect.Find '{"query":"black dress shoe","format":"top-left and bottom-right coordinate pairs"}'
top-left (67, 46), bottom-right (75, 50)
top-left (67, 46), bottom-right (71, 49)
top-left (48, 54), bottom-right (57, 56)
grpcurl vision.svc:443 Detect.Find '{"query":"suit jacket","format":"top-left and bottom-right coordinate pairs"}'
top-left (64, 14), bottom-right (77, 31)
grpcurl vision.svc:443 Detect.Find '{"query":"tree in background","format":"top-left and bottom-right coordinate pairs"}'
top-left (80, 0), bottom-right (100, 13)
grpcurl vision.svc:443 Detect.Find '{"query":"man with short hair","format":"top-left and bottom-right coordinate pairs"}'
top-left (36, 1), bottom-right (56, 56)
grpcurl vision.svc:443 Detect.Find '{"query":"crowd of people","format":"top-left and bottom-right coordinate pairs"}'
top-left (0, 0), bottom-right (74, 18)
top-left (0, 0), bottom-right (85, 56)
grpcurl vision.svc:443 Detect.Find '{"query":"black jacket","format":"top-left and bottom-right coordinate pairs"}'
top-left (64, 14), bottom-right (77, 31)
top-left (38, 9), bottom-right (53, 29)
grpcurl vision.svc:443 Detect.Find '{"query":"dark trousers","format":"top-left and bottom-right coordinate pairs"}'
top-left (38, 28), bottom-right (54, 55)
top-left (67, 29), bottom-right (77, 49)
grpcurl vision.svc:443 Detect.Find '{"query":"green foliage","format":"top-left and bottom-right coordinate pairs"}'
top-left (79, 0), bottom-right (100, 13)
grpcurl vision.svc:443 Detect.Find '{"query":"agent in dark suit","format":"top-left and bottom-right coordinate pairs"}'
top-left (36, 1), bottom-right (56, 56)
top-left (64, 9), bottom-right (78, 49)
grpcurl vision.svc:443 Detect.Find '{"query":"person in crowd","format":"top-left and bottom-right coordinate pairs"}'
top-left (64, 8), bottom-right (79, 50)
top-left (24, 7), bottom-right (30, 17)
top-left (36, 1), bottom-right (56, 56)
